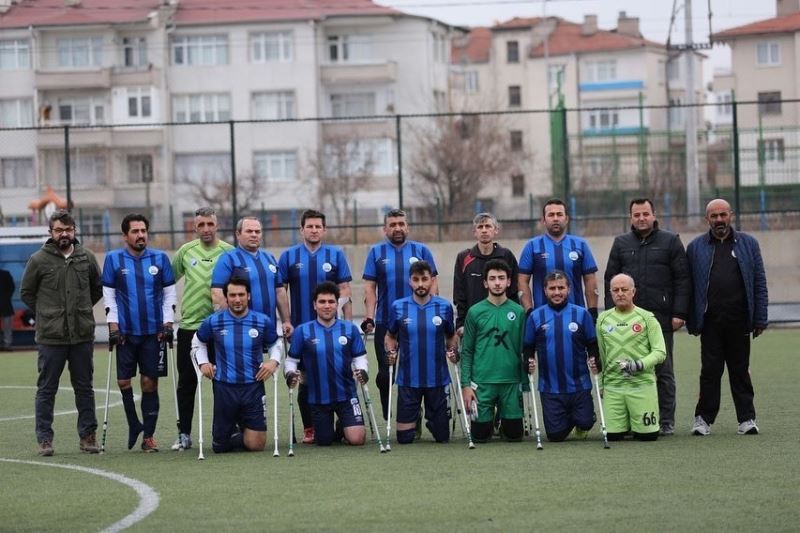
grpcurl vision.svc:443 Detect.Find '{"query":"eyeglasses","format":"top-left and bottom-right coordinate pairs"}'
top-left (195, 207), bottom-right (216, 216)
top-left (51, 227), bottom-right (75, 235)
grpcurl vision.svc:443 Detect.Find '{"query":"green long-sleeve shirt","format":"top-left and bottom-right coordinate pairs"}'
top-left (460, 298), bottom-right (525, 385)
top-left (596, 306), bottom-right (666, 390)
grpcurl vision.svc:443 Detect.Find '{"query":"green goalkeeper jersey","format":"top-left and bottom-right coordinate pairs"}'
top-left (596, 306), bottom-right (666, 390)
top-left (460, 298), bottom-right (525, 385)
top-left (172, 238), bottom-right (234, 329)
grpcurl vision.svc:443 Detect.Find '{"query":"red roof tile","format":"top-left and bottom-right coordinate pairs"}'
top-left (451, 26), bottom-right (491, 64)
top-left (492, 16), bottom-right (542, 30)
top-left (713, 12), bottom-right (800, 40)
top-left (529, 18), bottom-right (661, 57)
top-left (0, 0), bottom-right (160, 29)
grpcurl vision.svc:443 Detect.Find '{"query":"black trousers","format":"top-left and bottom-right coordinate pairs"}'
top-left (176, 328), bottom-right (215, 435)
top-left (655, 330), bottom-right (675, 427)
top-left (694, 318), bottom-right (756, 424)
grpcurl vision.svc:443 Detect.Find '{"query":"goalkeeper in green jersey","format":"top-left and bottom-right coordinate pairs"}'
top-left (595, 274), bottom-right (666, 441)
top-left (460, 259), bottom-right (526, 443)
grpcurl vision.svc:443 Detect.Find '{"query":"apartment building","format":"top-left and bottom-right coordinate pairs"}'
top-left (0, 0), bottom-right (457, 234)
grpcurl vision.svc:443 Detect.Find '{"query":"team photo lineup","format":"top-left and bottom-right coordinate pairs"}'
top-left (21, 196), bottom-right (768, 458)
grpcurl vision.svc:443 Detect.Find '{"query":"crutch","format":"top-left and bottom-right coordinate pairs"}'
top-left (284, 337), bottom-right (295, 457)
top-left (100, 342), bottom-right (114, 454)
top-left (168, 339), bottom-right (182, 450)
top-left (449, 361), bottom-right (475, 449)
top-left (385, 347), bottom-right (396, 452)
top-left (446, 364), bottom-right (468, 438)
top-left (189, 350), bottom-right (205, 460)
top-left (526, 373), bottom-right (544, 450)
top-left (593, 372), bottom-right (610, 449)
top-left (272, 373), bottom-right (280, 457)
top-left (360, 379), bottom-right (386, 453)
top-left (360, 331), bottom-right (375, 438)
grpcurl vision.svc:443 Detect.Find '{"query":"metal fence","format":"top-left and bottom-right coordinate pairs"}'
top-left (2, 97), bottom-right (799, 251)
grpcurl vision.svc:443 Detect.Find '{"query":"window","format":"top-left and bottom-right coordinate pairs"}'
top-left (330, 92), bottom-right (375, 117)
top-left (0, 39), bottom-right (30, 70)
top-left (669, 97), bottom-right (684, 127)
top-left (51, 152), bottom-right (106, 186)
top-left (172, 35), bottom-right (228, 66)
top-left (122, 37), bottom-right (148, 67)
top-left (433, 90), bottom-right (446, 112)
top-left (756, 42), bottom-right (780, 66)
top-left (585, 60), bottom-right (617, 82)
top-left (510, 130), bottom-right (523, 151)
top-left (127, 154), bottom-right (154, 183)
top-left (666, 60), bottom-right (680, 81)
top-left (588, 154), bottom-right (618, 177)
top-left (508, 85), bottom-right (521, 108)
top-left (327, 34), bottom-right (371, 62)
top-left (57, 37), bottom-right (103, 68)
top-left (0, 98), bottom-right (33, 127)
top-left (173, 94), bottom-right (231, 123)
top-left (511, 174), bottom-right (525, 197)
top-left (127, 88), bottom-right (151, 119)
top-left (464, 71), bottom-right (479, 94)
top-left (758, 138), bottom-right (785, 162)
top-left (57, 97), bottom-right (105, 125)
top-left (717, 92), bottom-right (733, 116)
top-left (758, 91), bottom-right (782, 115)
top-left (78, 211), bottom-right (105, 237)
top-left (254, 151), bottom-right (297, 181)
top-left (587, 108), bottom-right (619, 130)
top-left (548, 64), bottom-right (565, 91)
top-left (251, 31), bottom-right (293, 62)
top-left (507, 40), bottom-right (519, 63)
top-left (252, 91), bottom-right (295, 120)
top-left (432, 33), bottom-right (447, 63)
top-left (175, 153), bottom-right (229, 184)
top-left (323, 138), bottom-right (393, 176)
top-left (1, 158), bottom-right (34, 187)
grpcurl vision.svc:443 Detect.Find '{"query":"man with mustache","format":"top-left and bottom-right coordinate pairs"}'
top-left (687, 199), bottom-right (767, 437)
top-left (103, 214), bottom-right (177, 452)
top-left (21, 210), bottom-right (103, 456)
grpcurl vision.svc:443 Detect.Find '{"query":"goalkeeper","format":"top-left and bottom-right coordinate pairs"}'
top-left (596, 274), bottom-right (665, 441)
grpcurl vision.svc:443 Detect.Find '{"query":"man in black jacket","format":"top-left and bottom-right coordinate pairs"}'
top-left (604, 198), bottom-right (690, 436)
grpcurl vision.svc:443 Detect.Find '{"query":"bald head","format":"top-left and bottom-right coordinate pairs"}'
top-left (609, 273), bottom-right (636, 312)
top-left (705, 198), bottom-right (734, 240)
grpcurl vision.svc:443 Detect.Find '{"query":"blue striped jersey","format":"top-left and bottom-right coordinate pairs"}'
top-left (523, 303), bottom-right (596, 394)
top-left (288, 319), bottom-right (367, 405)
top-left (102, 248), bottom-right (176, 336)
top-left (362, 240), bottom-right (437, 325)
top-left (196, 309), bottom-right (278, 385)
top-left (278, 243), bottom-right (352, 326)
top-left (211, 247), bottom-right (282, 325)
top-left (519, 234), bottom-right (598, 309)
top-left (387, 296), bottom-right (454, 388)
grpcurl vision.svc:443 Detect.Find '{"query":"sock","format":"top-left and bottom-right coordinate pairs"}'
top-left (141, 391), bottom-right (159, 438)
top-left (121, 388), bottom-right (142, 449)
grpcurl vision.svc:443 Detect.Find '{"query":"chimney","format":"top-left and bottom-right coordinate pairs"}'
top-left (617, 11), bottom-right (640, 37)
top-left (777, 0), bottom-right (800, 16)
top-left (65, 0), bottom-right (81, 6)
top-left (582, 14), bottom-right (598, 36)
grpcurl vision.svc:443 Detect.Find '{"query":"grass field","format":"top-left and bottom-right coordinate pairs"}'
top-left (1, 330), bottom-right (799, 532)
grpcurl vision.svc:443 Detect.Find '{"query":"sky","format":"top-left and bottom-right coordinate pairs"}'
top-left (378, 0), bottom-right (777, 74)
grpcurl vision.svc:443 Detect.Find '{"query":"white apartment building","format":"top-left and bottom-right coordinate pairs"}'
top-left (0, 0), bottom-right (457, 236)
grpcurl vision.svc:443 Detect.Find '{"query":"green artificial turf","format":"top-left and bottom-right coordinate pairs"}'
top-left (1, 330), bottom-right (798, 532)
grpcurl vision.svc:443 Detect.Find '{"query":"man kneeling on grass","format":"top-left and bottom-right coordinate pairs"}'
top-left (192, 278), bottom-right (282, 453)
top-left (284, 282), bottom-right (367, 446)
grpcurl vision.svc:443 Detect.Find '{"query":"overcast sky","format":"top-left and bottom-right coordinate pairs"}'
top-left (379, 0), bottom-right (776, 74)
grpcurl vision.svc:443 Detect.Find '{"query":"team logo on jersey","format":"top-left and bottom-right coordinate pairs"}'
top-left (310, 338), bottom-right (320, 345)
top-left (507, 312), bottom-right (517, 321)
top-left (632, 323), bottom-right (643, 333)
top-left (539, 324), bottom-right (550, 331)
top-left (338, 336), bottom-right (348, 346)
top-left (322, 262), bottom-right (332, 272)
top-left (605, 325), bottom-right (615, 333)
top-left (540, 252), bottom-right (550, 259)
top-left (568, 322), bottom-right (578, 332)
top-left (268, 264), bottom-right (277, 274)
top-left (403, 318), bottom-right (413, 325)
top-left (432, 316), bottom-right (442, 326)
top-left (380, 258), bottom-right (390, 265)
top-left (294, 262), bottom-right (304, 270)
top-left (120, 268), bottom-right (130, 276)
top-left (191, 259), bottom-right (198, 267)
top-left (731, 250), bottom-right (736, 258)
top-left (248, 328), bottom-right (259, 338)
top-left (219, 328), bottom-right (229, 336)
top-left (148, 265), bottom-right (159, 275)
top-left (568, 251), bottom-right (579, 261)
top-left (409, 256), bottom-right (419, 265)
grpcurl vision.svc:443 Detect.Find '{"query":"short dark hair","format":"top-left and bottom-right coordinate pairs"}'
top-left (301, 209), bottom-right (326, 228)
top-left (544, 269), bottom-right (570, 287)
top-left (409, 260), bottom-right (432, 278)
top-left (629, 198), bottom-right (654, 214)
top-left (49, 209), bottom-right (75, 230)
top-left (383, 208), bottom-right (407, 224)
top-left (194, 206), bottom-right (216, 217)
top-left (121, 213), bottom-right (149, 234)
top-left (483, 259), bottom-right (511, 280)
top-left (542, 198), bottom-right (568, 218)
top-left (313, 280), bottom-right (340, 302)
top-left (223, 277), bottom-right (250, 297)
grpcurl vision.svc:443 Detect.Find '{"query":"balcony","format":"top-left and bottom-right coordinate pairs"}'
top-left (36, 127), bottom-right (111, 148)
top-left (35, 68), bottom-right (111, 90)
top-left (321, 120), bottom-right (394, 139)
top-left (111, 65), bottom-right (161, 87)
top-left (320, 61), bottom-right (397, 85)
top-left (111, 128), bottom-right (163, 147)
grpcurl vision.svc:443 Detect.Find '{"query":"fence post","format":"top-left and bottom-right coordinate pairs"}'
top-left (353, 199), bottom-right (358, 245)
top-left (169, 204), bottom-right (176, 250)
top-left (731, 92), bottom-right (741, 230)
top-left (64, 125), bottom-right (72, 211)
top-left (436, 197), bottom-right (443, 243)
top-left (395, 114), bottom-right (403, 209)
top-left (560, 107), bottom-right (571, 202)
top-left (229, 120), bottom-right (238, 235)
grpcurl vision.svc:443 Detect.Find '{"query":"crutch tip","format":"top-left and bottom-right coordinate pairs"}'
top-left (468, 443), bottom-right (476, 449)
top-left (288, 451), bottom-right (295, 457)
top-left (536, 444), bottom-right (543, 450)
top-left (273, 452), bottom-right (280, 457)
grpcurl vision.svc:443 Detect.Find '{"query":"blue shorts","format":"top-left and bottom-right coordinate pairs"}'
top-left (540, 390), bottom-right (595, 436)
top-left (311, 398), bottom-right (364, 446)
top-left (396, 385), bottom-right (448, 425)
top-left (212, 381), bottom-right (266, 444)
top-left (116, 334), bottom-right (160, 380)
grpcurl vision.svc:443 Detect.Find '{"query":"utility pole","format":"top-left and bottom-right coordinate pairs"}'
top-left (684, 0), bottom-right (700, 217)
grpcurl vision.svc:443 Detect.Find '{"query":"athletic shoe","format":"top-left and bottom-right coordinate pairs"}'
top-left (170, 433), bottom-right (192, 450)
top-left (737, 419), bottom-right (759, 435)
top-left (170, 436), bottom-right (182, 450)
top-left (38, 441), bottom-right (54, 457)
top-left (79, 433), bottom-right (100, 454)
top-left (302, 427), bottom-right (315, 444)
top-left (659, 423), bottom-right (675, 436)
top-left (571, 427), bottom-right (589, 440)
top-left (691, 416), bottom-right (711, 436)
top-left (141, 437), bottom-right (159, 453)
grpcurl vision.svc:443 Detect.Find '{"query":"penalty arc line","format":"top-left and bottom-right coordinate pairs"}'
top-left (0, 458), bottom-right (160, 533)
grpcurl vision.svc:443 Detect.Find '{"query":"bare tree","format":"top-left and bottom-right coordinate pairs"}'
top-left (185, 169), bottom-right (265, 217)
top-left (407, 113), bottom-right (532, 217)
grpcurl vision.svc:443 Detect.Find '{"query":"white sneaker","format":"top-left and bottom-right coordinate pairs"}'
top-left (737, 419), bottom-right (759, 435)
top-left (170, 433), bottom-right (193, 450)
top-left (692, 416), bottom-right (711, 436)
top-left (170, 436), bottom-right (182, 451)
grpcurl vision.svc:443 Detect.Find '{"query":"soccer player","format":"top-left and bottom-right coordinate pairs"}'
top-left (596, 273), bottom-right (666, 442)
top-left (170, 206), bottom-right (233, 450)
top-left (211, 216), bottom-right (292, 338)
top-left (284, 282), bottom-right (367, 446)
top-left (385, 261), bottom-right (458, 444)
top-left (518, 198), bottom-right (599, 320)
top-left (453, 212), bottom-right (519, 336)
top-left (460, 259), bottom-right (526, 443)
top-left (279, 209), bottom-right (353, 444)
top-left (362, 208), bottom-right (438, 420)
top-left (192, 278), bottom-right (282, 453)
top-left (103, 213), bottom-right (176, 452)
top-left (524, 270), bottom-right (598, 442)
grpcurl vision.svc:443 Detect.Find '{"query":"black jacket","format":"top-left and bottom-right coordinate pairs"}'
top-left (604, 222), bottom-right (690, 330)
top-left (452, 243), bottom-right (519, 329)
top-left (0, 269), bottom-right (14, 317)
